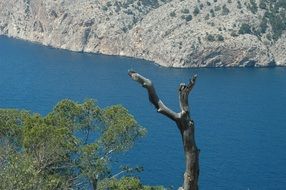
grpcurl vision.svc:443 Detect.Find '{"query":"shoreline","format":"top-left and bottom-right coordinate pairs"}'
top-left (1, 34), bottom-right (285, 69)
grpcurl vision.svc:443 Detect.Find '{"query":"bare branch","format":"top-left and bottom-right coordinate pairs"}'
top-left (129, 70), bottom-right (199, 190)
top-left (128, 70), bottom-right (179, 121)
top-left (179, 75), bottom-right (197, 113)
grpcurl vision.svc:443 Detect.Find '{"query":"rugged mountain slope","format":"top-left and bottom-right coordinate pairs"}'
top-left (0, 0), bottom-right (285, 67)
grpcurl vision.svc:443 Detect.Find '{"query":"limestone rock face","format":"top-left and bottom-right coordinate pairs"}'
top-left (0, 0), bottom-right (285, 67)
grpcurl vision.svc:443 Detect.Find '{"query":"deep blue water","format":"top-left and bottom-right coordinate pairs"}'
top-left (1, 36), bottom-right (286, 190)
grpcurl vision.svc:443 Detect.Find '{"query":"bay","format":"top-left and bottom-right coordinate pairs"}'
top-left (1, 36), bottom-right (286, 190)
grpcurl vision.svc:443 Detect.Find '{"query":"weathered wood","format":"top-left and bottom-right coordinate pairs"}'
top-left (128, 70), bottom-right (199, 190)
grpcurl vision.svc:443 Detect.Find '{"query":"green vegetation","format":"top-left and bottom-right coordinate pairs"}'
top-left (118, 0), bottom-right (169, 14)
top-left (106, 1), bottom-right (112, 7)
top-left (231, 31), bottom-right (239, 37)
top-left (206, 34), bottom-right (225, 42)
top-left (181, 8), bottom-right (190, 14)
top-left (247, 0), bottom-right (258, 14)
top-left (210, 9), bottom-right (215, 17)
top-left (259, 0), bottom-right (267, 9)
top-left (0, 100), bottom-right (163, 190)
top-left (239, 0), bottom-right (286, 41)
top-left (239, 23), bottom-right (252, 34)
top-left (185, 14), bottom-right (193, 21)
top-left (98, 177), bottom-right (161, 190)
top-left (101, 5), bottom-right (108, 11)
top-left (214, 6), bottom-right (221, 11)
top-left (217, 34), bottom-right (224, 41)
top-left (23, 0), bottom-right (30, 14)
top-left (222, 4), bottom-right (230, 15)
top-left (170, 11), bottom-right (176, 17)
top-left (193, 6), bottom-right (200, 16)
top-left (260, 0), bottom-right (286, 40)
top-left (181, 14), bottom-right (193, 22)
top-left (205, 13), bottom-right (210, 20)
top-left (141, 0), bottom-right (160, 8)
top-left (207, 34), bottom-right (215, 41)
top-left (237, 0), bottom-right (242, 9)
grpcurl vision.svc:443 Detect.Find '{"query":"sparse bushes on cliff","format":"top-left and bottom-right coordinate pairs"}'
top-left (106, 1), bottom-right (112, 7)
top-left (231, 31), bottom-right (239, 37)
top-left (217, 34), bottom-right (224, 41)
top-left (170, 11), bottom-right (176, 17)
top-left (102, 5), bottom-right (108, 11)
top-left (193, 6), bottom-right (200, 16)
top-left (205, 13), bottom-right (210, 20)
top-left (185, 14), bottom-right (193, 21)
top-left (259, 18), bottom-right (268, 34)
top-left (206, 34), bottom-right (224, 42)
top-left (210, 9), bottom-right (215, 17)
top-left (233, 0), bottom-right (286, 41)
top-left (239, 23), bottom-right (252, 34)
top-left (181, 8), bottom-right (190, 14)
top-left (181, 14), bottom-right (193, 22)
top-left (247, 0), bottom-right (258, 14)
top-left (214, 6), bottom-right (221, 11)
top-left (237, 0), bottom-right (242, 9)
top-left (207, 34), bottom-right (215, 41)
top-left (222, 4), bottom-right (230, 15)
top-left (259, 0), bottom-right (267, 9)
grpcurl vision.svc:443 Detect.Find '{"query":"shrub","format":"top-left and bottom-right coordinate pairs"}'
top-left (181, 8), bottom-right (190, 14)
top-left (217, 34), bottom-right (224, 41)
top-left (239, 23), bottom-right (252, 34)
top-left (259, 0), bottom-right (267, 9)
top-left (210, 9), bottom-right (215, 17)
top-left (207, 34), bottom-right (215, 41)
top-left (185, 14), bottom-right (193, 21)
top-left (170, 11), bottom-right (176, 17)
top-left (259, 18), bottom-right (268, 33)
top-left (231, 31), bottom-right (239, 37)
top-left (214, 6), bottom-right (221, 11)
top-left (222, 4), bottom-right (230, 15)
top-left (102, 6), bottom-right (108, 11)
top-left (237, 0), bottom-right (242, 9)
top-left (248, 0), bottom-right (258, 14)
top-left (106, 1), bottom-right (112, 7)
top-left (193, 6), bottom-right (200, 16)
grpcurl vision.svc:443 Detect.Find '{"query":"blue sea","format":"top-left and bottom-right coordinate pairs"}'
top-left (1, 36), bottom-right (286, 190)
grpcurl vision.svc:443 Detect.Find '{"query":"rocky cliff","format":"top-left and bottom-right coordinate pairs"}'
top-left (0, 0), bottom-right (285, 67)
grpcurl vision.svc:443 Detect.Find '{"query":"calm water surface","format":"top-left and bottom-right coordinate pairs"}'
top-left (1, 36), bottom-right (286, 190)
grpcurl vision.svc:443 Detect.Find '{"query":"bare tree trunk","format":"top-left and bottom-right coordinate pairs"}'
top-left (128, 71), bottom-right (199, 190)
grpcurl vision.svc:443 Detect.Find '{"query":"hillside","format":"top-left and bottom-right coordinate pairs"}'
top-left (0, 0), bottom-right (286, 67)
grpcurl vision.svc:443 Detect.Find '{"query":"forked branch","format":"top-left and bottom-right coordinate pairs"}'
top-left (179, 75), bottom-right (197, 113)
top-left (128, 70), bottom-right (179, 121)
top-left (128, 70), bottom-right (199, 190)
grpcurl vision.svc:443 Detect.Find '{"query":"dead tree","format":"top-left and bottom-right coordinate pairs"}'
top-left (128, 70), bottom-right (199, 190)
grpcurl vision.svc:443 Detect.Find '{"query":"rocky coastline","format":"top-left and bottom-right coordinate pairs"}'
top-left (1, 0), bottom-right (285, 67)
